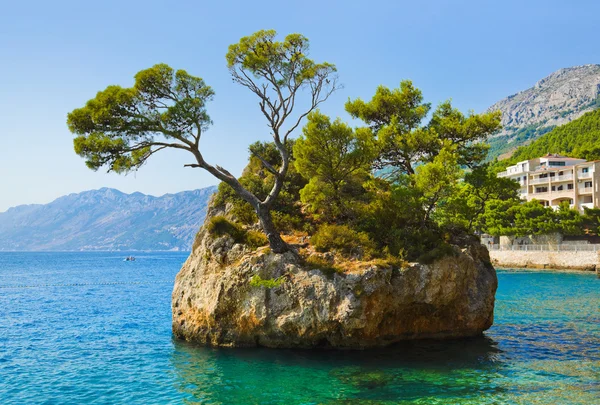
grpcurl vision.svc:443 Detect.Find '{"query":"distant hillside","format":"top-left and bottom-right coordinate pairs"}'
top-left (0, 187), bottom-right (216, 251)
top-left (494, 108), bottom-right (600, 169)
top-left (487, 64), bottom-right (600, 159)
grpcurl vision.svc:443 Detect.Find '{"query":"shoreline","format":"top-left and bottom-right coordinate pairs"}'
top-left (494, 265), bottom-right (597, 274)
top-left (489, 249), bottom-right (598, 273)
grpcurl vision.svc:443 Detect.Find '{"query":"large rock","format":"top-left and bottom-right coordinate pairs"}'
top-left (172, 220), bottom-right (497, 348)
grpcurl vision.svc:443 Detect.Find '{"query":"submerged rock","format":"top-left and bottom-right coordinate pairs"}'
top-left (172, 216), bottom-right (497, 348)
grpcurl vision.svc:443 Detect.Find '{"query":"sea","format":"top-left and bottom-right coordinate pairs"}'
top-left (0, 252), bottom-right (598, 404)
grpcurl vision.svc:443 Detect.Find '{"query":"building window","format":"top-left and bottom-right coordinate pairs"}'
top-left (550, 172), bottom-right (555, 177)
top-left (540, 174), bottom-right (548, 178)
top-left (551, 186), bottom-right (556, 191)
top-left (559, 171), bottom-right (564, 176)
top-left (549, 161), bottom-right (566, 166)
top-left (568, 184), bottom-right (574, 190)
top-left (582, 167), bottom-right (589, 173)
top-left (585, 181), bottom-right (592, 188)
top-left (536, 187), bottom-right (548, 193)
top-left (557, 185), bottom-right (563, 191)
top-left (569, 199), bottom-right (574, 204)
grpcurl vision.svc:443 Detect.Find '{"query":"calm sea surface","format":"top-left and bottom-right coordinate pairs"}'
top-left (0, 252), bottom-right (598, 404)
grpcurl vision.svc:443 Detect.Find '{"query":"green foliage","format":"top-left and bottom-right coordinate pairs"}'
top-left (213, 140), bottom-right (308, 233)
top-left (68, 64), bottom-right (214, 173)
top-left (582, 207), bottom-right (600, 234)
top-left (271, 211), bottom-right (304, 233)
top-left (231, 202), bottom-right (258, 225)
top-left (371, 254), bottom-right (408, 270)
top-left (436, 164), bottom-right (520, 233)
top-left (206, 216), bottom-right (268, 249)
top-left (244, 230), bottom-right (269, 249)
top-left (346, 81), bottom-right (501, 176)
top-left (302, 256), bottom-right (343, 279)
top-left (226, 30), bottom-right (336, 86)
top-left (495, 109), bottom-right (600, 171)
top-left (249, 275), bottom-right (285, 288)
top-left (294, 111), bottom-right (375, 220)
top-left (350, 178), bottom-right (432, 258)
top-left (311, 224), bottom-right (376, 259)
top-left (417, 244), bottom-right (458, 265)
top-left (207, 216), bottom-right (246, 242)
top-left (414, 143), bottom-right (462, 222)
top-left (482, 200), bottom-right (584, 237)
top-left (487, 123), bottom-right (555, 161)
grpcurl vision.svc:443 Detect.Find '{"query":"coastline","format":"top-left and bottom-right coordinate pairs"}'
top-left (494, 265), bottom-right (597, 274)
top-left (489, 249), bottom-right (599, 272)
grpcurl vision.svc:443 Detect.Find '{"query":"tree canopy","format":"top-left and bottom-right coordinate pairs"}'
top-left (68, 30), bottom-right (339, 253)
top-left (72, 30), bottom-right (594, 264)
top-left (345, 81), bottom-right (502, 177)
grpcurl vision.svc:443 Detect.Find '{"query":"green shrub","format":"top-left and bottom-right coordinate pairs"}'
top-left (311, 224), bottom-right (376, 258)
top-left (244, 230), bottom-right (268, 249)
top-left (417, 243), bottom-right (457, 265)
top-left (249, 275), bottom-right (285, 288)
top-left (372, 255), bottom-right (407, 270)
top-left (303, 255), bottom-right (343, 279)
top-left (207, 216), bottom-right (245, 242)
top-left (272, 211), bottom-right (304, 233)
top-left (207, 216), bottom-right (268, 250)
top-left (231, 202), bottom-right (258, 225)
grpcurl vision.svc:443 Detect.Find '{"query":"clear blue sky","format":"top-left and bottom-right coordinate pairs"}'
top-left (1, 0), bottom-right (598, 211)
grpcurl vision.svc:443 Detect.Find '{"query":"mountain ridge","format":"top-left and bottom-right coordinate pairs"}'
top-left (486, 64), bottom-right (600, 159)
top-left (0, 186), bottom-right (216, 251)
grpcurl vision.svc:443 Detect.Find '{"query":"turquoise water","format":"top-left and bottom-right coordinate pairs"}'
top-left (0, 253), bottom-right (598, 404)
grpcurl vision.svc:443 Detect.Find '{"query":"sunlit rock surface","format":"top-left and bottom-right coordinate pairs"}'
top-left (172, 207), bottom-right (497, 349)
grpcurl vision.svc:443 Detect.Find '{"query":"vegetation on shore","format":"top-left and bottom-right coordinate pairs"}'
top-left (494, 108), bottom-right (600, 170)
top-left (67, 29), bottom-right (600, 260)
top-left (67, 28), bottom-right (508, 264)
top-left (480, 108), bottom-right (600, 238)
top-left (213, 81), bottom-right (503, 263)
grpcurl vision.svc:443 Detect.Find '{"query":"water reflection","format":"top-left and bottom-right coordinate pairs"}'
top-left (170, 336), bottom-right (508, 404)
top-left (168, 270), bottom-right (599, 404)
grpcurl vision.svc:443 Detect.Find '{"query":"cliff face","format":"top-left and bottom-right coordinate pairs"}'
top-left (487, 64), bottom-right (600, 159)
top-left (171, 208), bottom-right (498, 348)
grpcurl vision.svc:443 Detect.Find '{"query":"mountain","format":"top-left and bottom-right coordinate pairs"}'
top-left (487, 64), bottom-right (600, 160)
top-left (0, 187), bottom-right (216, 251)
top-left (494, 108), bottom-right (600, 169)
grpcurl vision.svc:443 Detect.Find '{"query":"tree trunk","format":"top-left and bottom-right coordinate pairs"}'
top-left (257, 204), bottom-right (289, 253)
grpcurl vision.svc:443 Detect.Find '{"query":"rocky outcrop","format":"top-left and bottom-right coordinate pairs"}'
top-left (489, 64), bottom-right (600, 134)
top-left (172, 216), bottom-right (498, 348)
top-left (487, 64), bottom-right (600, 159)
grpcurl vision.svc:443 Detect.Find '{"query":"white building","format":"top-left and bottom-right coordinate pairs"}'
top-left (497, 154), bottom-right (600, 212)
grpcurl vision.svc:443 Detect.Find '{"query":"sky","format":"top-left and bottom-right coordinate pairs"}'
top-left (1, 0), bottom-right (599, 212)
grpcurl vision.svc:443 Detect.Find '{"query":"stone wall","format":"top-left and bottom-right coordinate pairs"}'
top-left (490, 250), bottom-right (599, 271)
top-left (499, 233), bottom-right (563, 247)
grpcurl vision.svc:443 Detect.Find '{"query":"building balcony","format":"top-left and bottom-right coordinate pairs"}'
top-left (578, 186), bottom-right (593, 194)
top-left (530, 177), bottom-right (551, 185)
top-left (530, 191), bottom-right (550, 199)
top-left (551, 174), bottom-right (574, 182)
top-left (549, 190), bottom-right (575, 199)
top-left (578, 172), bottom-right (592, 179)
